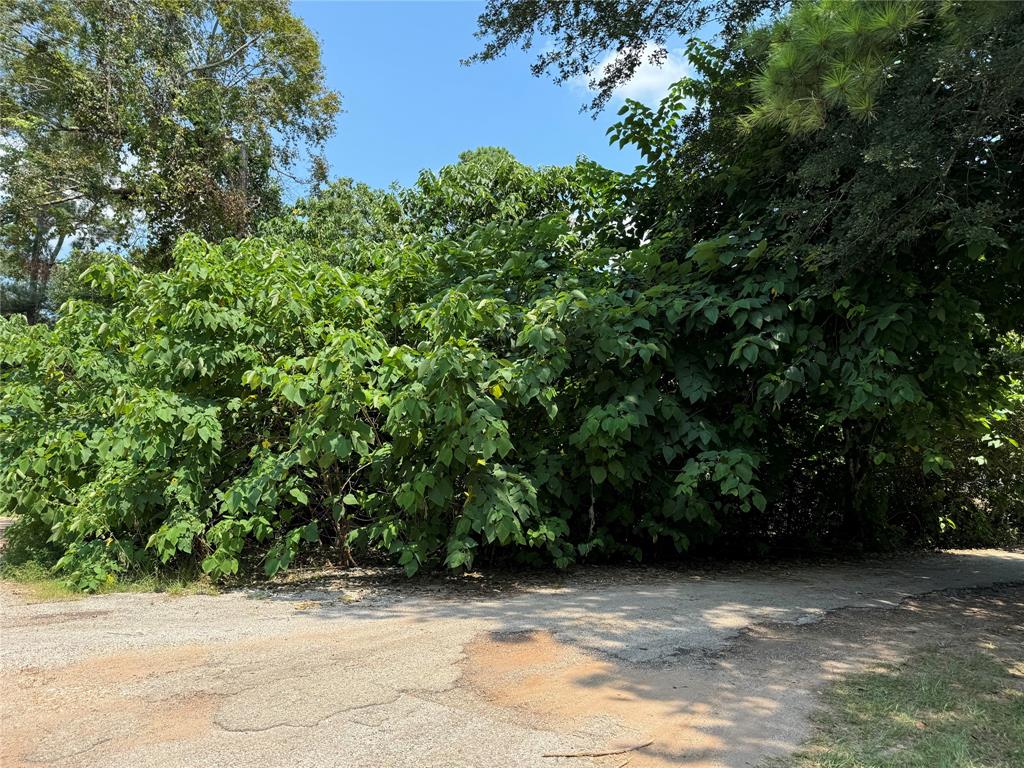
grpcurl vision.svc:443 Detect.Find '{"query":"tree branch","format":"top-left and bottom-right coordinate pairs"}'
top-left (187, 33), bottom-right (266, 76)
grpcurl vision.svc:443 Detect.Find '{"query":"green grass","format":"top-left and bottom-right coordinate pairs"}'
top-left (0, 562), bottom-right (83, 601)
top-left (783, 650), bottom-right (1024, 768)
top-left (0, 561), bottom-right (218, 601)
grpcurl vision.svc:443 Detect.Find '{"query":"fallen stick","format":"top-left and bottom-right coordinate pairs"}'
top-left (542, 740), bottom-right (653, 758)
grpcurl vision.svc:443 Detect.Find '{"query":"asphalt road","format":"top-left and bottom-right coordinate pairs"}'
top-left (2, 549), bottom-right (1022, 768)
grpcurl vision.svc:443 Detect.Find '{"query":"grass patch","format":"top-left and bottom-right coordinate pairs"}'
top-left (0, 561), bottom-right (83, 601)
top-left (0, 561), bottom-right (218, 602)
top-left (782, 650), bottom-right (1024, 767)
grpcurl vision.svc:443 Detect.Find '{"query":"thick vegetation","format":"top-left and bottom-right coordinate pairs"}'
top-left (0, 0), bottom-right (340, 320)
top-left (1, 2), bottom-right (1021, 590)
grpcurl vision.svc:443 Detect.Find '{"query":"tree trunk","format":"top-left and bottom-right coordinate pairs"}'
top-left (841, 421), bottom-right (870, 544)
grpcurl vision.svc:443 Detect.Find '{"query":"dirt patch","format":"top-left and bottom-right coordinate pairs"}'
top-left (464, 628), bottom-right (788, 768)
top-left (0, 618), bottom-right (461, 767)
top-left (0, 644), bottom-right (214, 767)
top-left (254, 553), bottom-right (963, 606)
top-left (8, 609), bottom-right (112, 627)
top-left (135, 692), bottom-right (223, 746)
top-left (59, 643), bottom-right (210, 686)
top-left (462, 586), bottom-right (1024, 768)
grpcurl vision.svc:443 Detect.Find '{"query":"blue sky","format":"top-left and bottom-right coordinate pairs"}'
top-left (291, 1), bottom-right (691, 193)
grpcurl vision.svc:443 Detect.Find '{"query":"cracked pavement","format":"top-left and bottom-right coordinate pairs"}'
top-left (1, 549), bottom-right (1022, 768)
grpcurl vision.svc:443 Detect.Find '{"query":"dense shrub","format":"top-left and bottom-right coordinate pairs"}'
top-left (1, 3), bottom-right (1021, 589)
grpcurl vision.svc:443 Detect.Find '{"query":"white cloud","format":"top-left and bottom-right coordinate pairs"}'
top-left (591, 45), bottom-right (690, 105)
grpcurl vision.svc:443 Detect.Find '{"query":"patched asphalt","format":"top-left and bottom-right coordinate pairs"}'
top-left (1, 549), bottom-right (1021, 768)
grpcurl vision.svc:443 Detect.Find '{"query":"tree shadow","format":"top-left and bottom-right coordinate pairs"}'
top-left (256, 550), bottom-right (1024, 766)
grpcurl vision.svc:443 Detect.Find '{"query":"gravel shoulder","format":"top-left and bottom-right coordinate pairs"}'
top-left (1, 549), bottom-right (1022, 768)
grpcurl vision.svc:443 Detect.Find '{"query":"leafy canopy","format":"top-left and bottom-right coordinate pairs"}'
top-left (467, 0), bottom-right (785, 112)
top-left (0, 0), bottom-right (340, 319)
top-left (1, 1), bottom-right (1021, 590)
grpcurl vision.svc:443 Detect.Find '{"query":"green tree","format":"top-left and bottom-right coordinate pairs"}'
top-left (400, 147), bottom-right (585, 238)
top-left (1, 1), bottom-right (1020, 590)
top-left (467, 0), bottom-right (782, 111)
top-left (261, 147), bottom-right (587, 258)
top-left (259, 178), bottom-right (404, 265)
top-left (608, 0), bottom-right (1024, 539)
top-left (740, 0), bottom-right (980, 132)
top-left (0, 0), bottom-right (340, 320)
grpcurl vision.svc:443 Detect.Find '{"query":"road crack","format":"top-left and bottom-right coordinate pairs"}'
top-left (212, 693), bottom-right (405, 733)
